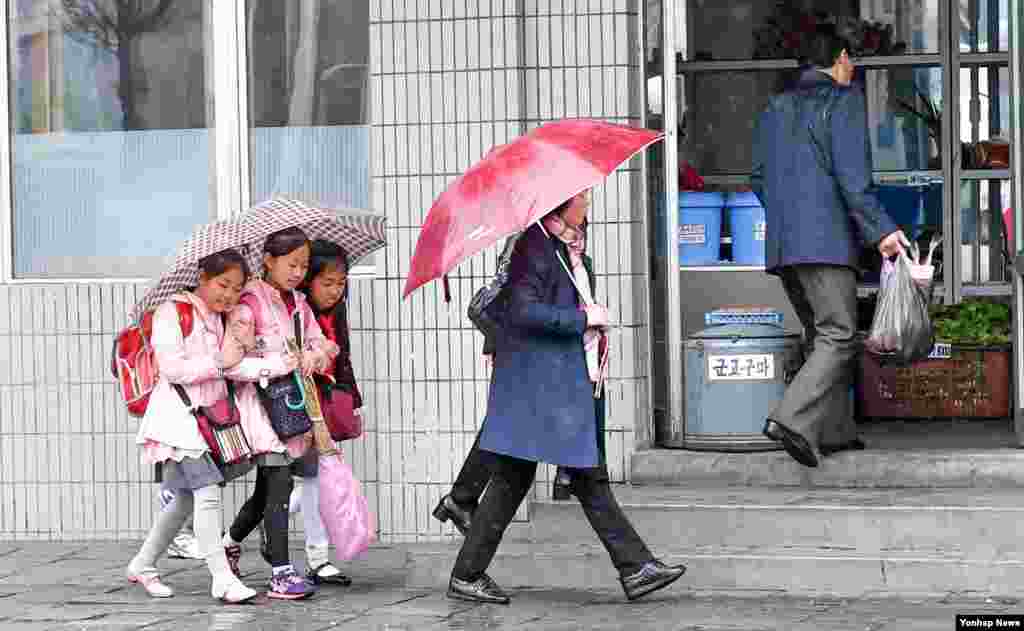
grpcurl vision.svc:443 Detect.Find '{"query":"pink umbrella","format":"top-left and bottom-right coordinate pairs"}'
top-left (402, 119), bottom-right (663, 299)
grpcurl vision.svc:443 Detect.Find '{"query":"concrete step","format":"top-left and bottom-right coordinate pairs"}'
top-left (404, 541), bottom-right (1024, 598)
top-left (631, 447), bottom-right (1024, 488)
top-left (528, 487), bottom-right (1024, 555)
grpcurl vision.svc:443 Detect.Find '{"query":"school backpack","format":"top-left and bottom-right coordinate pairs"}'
top-left (110, 302), bottom-right (195, 418)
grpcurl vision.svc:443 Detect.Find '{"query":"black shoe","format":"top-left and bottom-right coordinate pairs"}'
top-left (820, 438), bottom-right (866, 457)
top-left (552, 467), bottom-right (573, 501)
top-left (620, 560), bottom-right (687, 601)
top-left (447, 573), bottom-right (510, 605)
top-left (432, 495), bottom-right (474, 536)
top-left (762, 420), bottom-right (819, 468)
top-left (306, 562), bottom-right (352, 586)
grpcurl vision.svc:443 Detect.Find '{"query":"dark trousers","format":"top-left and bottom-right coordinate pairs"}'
top-left (229, 465), bottom-right (293, 567)
top-left (452, 453), bottom-right (653, 581)
top-left (772, 265), bottom-right (859, 448)
top-left (450, 431), bottom-right (492, 507)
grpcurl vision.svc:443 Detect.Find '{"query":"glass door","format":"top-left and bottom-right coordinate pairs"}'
top-left (647, 0), bottom-right (1020, 447)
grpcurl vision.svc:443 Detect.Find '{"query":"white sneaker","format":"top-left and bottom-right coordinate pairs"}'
top-left (166, 532), bottom-right (203, 560)
top-left (212, 577), bottom-right (258, 604)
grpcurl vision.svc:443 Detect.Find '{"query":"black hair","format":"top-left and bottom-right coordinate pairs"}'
top-left (542, 195), bottom-right (589, 232)
top-left (263, 226), bottom-right (310, 258)
top-left (198, 248), bottom-right (250, 281)
top-left (306, 239), bottom-right (350, 283)
top-left (802, 25), bottom-right (848, 69)
top-left (301, 239), bottom-right (350, 315)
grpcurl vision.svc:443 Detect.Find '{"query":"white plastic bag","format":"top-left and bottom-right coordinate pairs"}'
top-left (864, 250), bottom-right (935, 364)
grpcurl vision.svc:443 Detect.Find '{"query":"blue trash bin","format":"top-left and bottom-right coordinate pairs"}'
top-left (679, 192), bottom-right (723, 265)
top-left (727, 192), bottom-right (766, 266)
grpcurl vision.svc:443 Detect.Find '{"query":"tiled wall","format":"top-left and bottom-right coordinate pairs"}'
top-left (0, 0), bottom-right (650, 541)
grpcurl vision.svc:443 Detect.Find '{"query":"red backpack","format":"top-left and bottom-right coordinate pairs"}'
top-left (111, 302), bottom-right (195, 418)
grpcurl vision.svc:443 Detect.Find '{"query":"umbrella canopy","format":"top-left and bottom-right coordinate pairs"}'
top-left (237, 197), bottom-right (387, 273)
top-left (130, 220), bottom-right (248, 322)
top-left (403, 119), bottom-right (663, 299)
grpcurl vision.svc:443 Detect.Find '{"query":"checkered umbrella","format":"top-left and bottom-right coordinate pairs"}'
top-left (129, 220), bottom-right (248, 323)
top-left (237, 197), bottom-right (387, 273)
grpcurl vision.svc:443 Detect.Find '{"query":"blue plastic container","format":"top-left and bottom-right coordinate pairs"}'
top-left (727, 192), bottom-right (766, 265)
top-left (679, 192), bottom-right (724, 265)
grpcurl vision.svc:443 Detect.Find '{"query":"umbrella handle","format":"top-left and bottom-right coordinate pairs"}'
top-left (286, 371), bottom-right (308, 410)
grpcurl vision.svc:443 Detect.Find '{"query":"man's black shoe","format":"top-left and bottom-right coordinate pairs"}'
top-left (763, 420), bottom-right (819, 468)
top-left (447, 573), bottom-right (510, 604)
top-left (820, 438), bottom-right (866, 457)
top-left (432, 495), bottom-right (474, 536)
top-left (620, 560), bottom-right (687, 601)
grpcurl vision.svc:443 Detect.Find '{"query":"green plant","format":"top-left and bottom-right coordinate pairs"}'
top-left (929, 299), bottom-right (1010, 345)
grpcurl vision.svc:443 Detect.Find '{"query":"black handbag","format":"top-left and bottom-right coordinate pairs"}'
top-left (467, 233), bottom-right (520, 338)
top-left (257, 375), bottom-right (313, 440)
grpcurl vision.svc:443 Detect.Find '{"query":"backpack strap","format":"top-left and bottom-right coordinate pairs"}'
top-left (173, 380), bottom-right (236, 413)
top-left (174, 301), bottom-right (195, 339)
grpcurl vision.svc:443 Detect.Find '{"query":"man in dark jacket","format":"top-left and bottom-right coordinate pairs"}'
top-left (751, 27), bottom-right (908, 468)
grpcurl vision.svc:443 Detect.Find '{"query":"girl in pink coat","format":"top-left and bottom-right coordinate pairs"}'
top-left (127, 249), bottom-right (258, 604)
top-left (221, 227), bottom-right (338, 600)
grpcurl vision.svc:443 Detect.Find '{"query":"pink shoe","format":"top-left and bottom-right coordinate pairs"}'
top-left (127, 573), bottom-right (174, 598)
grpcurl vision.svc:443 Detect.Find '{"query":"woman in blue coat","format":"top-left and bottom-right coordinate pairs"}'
top-left (447, 191), bottom-right (686, 604)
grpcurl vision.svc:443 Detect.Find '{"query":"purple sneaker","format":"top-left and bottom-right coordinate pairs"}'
top-left (267, 568), bottom-right (315, 600)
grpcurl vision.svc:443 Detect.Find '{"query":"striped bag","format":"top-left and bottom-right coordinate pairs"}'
top-left (172, 382), bottom-right (253, 466)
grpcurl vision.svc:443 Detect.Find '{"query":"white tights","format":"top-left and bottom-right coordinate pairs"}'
top-left (129, 485), bottom-right (235, 589)
top-left (289, 477), bottom-right (330, 568)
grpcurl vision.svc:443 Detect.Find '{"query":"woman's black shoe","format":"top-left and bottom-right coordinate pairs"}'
top-left (552, 467), bottom-right (573, 501)
top-left (620, 560), bottom-right (687, 601)
top-left (432, 495), bottom-right (474, 536)
top-left (447, 573), bottom-right (510, 604)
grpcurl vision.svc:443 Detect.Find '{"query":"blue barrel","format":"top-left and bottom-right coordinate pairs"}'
top-left (727, 192), bottom-right (766, 266)
top-left (679, 192), bottom-right (723, 265)
top-left (679, 320), bottom-right (803, 451)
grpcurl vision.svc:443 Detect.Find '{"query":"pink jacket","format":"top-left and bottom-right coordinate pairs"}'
top-left (224, 279), bottom-right (337, 456)
top-left (135, 293), bottom-right (238, 456)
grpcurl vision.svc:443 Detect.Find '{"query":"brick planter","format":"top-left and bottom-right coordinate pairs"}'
top-left (857, 345), bottom-right (1011, 419)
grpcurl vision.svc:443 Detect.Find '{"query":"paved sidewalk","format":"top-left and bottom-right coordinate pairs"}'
top-left (0, 542), bottom-right (1019, 630)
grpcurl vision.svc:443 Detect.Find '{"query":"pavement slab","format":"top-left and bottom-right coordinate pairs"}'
top-left (0, 542), bottom-right (1019, 630)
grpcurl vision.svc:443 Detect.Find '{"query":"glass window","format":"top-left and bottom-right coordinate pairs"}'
top-left (681, 67), bottom-right (942, 174)
top-left (686, 0), bottom-right (940, 62)
top-left (247, 1), bottom-right (370, 211)
top-left (960, 179), bottom-right (1010, 284)
top-left (960, 0), bottom-right (1009, 53)
top-left (959, 65), bottom-right (1010, 171)
top-left (8, 0), bottom-right (214, 278)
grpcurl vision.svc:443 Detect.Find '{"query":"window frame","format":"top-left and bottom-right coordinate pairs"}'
top-left (0, 0), bottom-right (376, 283)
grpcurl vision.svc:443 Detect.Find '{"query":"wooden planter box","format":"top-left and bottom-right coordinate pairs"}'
top-left (857, 344), bottom-right (1011, 419)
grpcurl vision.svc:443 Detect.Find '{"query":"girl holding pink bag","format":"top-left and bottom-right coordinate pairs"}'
top-left (283, 240), bottom-right (366, 585)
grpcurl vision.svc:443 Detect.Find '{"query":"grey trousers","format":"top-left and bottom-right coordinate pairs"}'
top-left (771, 265), bottom-right (859, 449)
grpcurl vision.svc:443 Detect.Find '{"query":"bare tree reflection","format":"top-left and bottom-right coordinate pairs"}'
top-left (54, 0), bottom-right (176, 130)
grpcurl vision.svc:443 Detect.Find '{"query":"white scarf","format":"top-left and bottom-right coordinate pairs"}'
top-left (541, 216), bottom-right (609, 394)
